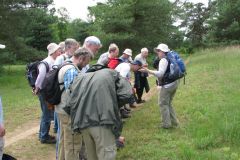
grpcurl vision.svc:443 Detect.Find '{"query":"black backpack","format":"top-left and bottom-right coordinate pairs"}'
top-left (41, 63), bottom-right (75, 105)
top-left (26, 61), bottom-right (49, 88)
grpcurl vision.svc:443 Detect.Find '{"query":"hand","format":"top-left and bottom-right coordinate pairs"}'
top-left (0, 124), bottom-right (5, 137)
top-left (138, 67), bottom-right (148, 73)
top-left (33, 87), bottom-right (39, 95)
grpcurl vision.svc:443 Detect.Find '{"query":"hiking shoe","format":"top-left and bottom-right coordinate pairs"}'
top-left (123, 107), bottom-right (131, 112)
top-left (40, 136), bottom-right (56, 144)
top-left (137, 100), bottom-right (145, 104)
top-left (120, 110), bottom-right (131, 119)
top-left (130, 104), bottom-right (137, 108)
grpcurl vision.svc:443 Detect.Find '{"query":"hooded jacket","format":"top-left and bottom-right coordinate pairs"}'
top-left (64, 68), bottom-right (132, 138)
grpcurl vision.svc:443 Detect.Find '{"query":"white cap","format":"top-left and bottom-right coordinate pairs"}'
top-left (84, 36), bottom-right (102, 46)
top-left (47, 43), bottom-right (60, 56)
top-left (155, 43), bottom-right (170, 52)
top-left (123, 48), bottom-right (132, 56)
top-left (0, 44), bottom-right (6, 49)
top-left (141, 47), bottom-right (148, 53)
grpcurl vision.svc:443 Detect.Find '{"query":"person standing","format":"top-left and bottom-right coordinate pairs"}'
top-left (97, 43), bottom-right (119, 68)
top-left (34, 43), bottom-right (61, 143)
top-left (134, 48), bottom-right (150, 103)
top-left (56, 48), bottom-right (92, 160)
top-left (139, 43), bottom-right (179, 129)
top-left (65, 68), bottom-right (132, 160)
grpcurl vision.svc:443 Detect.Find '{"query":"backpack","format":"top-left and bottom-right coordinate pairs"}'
top-left (41, 62), bottom-right (75, 105)
top-left (26, 61), bottom-right (49, 88)
top-left (160, 51), bottom-right (186, 85)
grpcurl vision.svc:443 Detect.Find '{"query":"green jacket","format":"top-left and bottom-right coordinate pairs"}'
top-left (64, 68), bottom-right (132, 138)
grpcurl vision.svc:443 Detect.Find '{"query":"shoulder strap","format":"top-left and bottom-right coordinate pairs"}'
top-left (40, 61), bottom-right (49, 73)
top-left (86, 64), bottom-right (108, 73)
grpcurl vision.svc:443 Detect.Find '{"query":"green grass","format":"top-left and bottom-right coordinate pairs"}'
top-left (116, 47), bottom-right (240, 160)
top-left (0, 65), bottom-right (40, 132)
top-left (1, 47), bottom-right (240, 159)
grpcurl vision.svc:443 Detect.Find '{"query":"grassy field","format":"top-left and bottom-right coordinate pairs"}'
top-left (1, 47), bottom-right (240, 159)
top-left (0, 65), bottom-right (40, 132)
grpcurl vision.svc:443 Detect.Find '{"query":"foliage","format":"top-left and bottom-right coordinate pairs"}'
top-left (88, 0), bottom-right (177, 53)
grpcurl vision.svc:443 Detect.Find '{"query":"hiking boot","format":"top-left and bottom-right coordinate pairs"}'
top-left (130, 103), bottom-right (137, 108)
top-left (124, 106), bottom-right (131, 112)
top-left (40, 136), bottom-right (56, 144)
top-left (120, 110), bottom-right (131, 119)
top-left (137, 99), bottom-right (145, 104)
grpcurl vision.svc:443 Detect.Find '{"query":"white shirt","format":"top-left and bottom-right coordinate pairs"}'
top-left (97, 52), bottom-right (109, 65)
top-left (35, 56), bottom-right (55, 89)
top-left (134, 53), bottom-right (147, 65)
top-left (153, 58), bottom-right (176, 88)
top-left (54, 54), bottom-right (70, 66)
top-left (115, 63), bottom-right (131, 80)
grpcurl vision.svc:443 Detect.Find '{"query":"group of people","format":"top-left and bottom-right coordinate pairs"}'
top-left (33, 35), bottom-right (180, 160)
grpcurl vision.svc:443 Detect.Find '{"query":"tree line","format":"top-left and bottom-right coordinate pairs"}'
top-left (0, 0), bottom-right (239, 66)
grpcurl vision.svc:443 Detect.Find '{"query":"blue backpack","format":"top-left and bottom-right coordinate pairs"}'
top-left (160, 51), bottom-right (186, 85)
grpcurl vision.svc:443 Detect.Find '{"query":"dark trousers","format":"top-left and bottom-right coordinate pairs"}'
top-left (136, 76), bottom-right (147, 101)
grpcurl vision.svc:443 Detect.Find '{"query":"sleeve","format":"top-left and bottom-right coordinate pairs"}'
top-left (152, 58), bottom-right (168, 78)
top-left (35, 63), bottom-right (47, 89)
top-left (63, 68), bottom-right (78, 89)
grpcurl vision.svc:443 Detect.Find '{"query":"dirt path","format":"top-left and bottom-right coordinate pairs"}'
top-left (5, 121), bottom-right (39, 147)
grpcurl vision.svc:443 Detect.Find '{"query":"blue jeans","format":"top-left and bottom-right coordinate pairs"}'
top-left (38, 92), bottom-right (53, 141)
top-left (54, 112), bottom-right (58, 132)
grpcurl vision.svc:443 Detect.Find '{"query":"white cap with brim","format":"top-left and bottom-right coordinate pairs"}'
top-left (84, 36), bottom-right (102, 47)
top-left (123, 48), bottom-right (132, 56)
top-left (155, 43), bottom-right (170, 52)
top-left (0, 44), bottom-right (6, 49)
top-left (47, 43), bottom-right (60, 56)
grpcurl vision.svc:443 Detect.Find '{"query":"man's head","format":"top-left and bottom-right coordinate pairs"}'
top-left (130, 60), bottom-right (142, 72)
top-left (73, 47), bottom-right (92, 69)
top-left (47, 43), bottom-right (61, 60)
top-left (108, 43), bottom-right (119, 58)
top-left (122, 48), bottom-right (132, 59)
top-left (154, 43), bottom-right (170, 58)
top-left (83, 36), bottom-right (102, 56)
top-left (65, 38), bottom-right (79, 57)
top-left (141, 48), bottom-right (149, 58)
top-left (58, 41), bottom-right (65, 54)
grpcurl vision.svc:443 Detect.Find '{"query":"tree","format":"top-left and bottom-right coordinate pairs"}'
top-left (88, 0), bottom-right (174, 53)
top-left (178, 1), bottom-right (214, 48)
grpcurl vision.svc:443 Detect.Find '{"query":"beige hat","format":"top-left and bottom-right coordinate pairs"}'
top-left (141, 47), bottom-right (148, 53)
top-left (155, 43), bottom-right (170, 52)
top-left (123, 48), bottom-right (132, 56)
top-left (47, 43), bottom-right (60, 56)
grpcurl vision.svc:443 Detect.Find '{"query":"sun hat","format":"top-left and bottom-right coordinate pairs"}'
top-left (154, 43), bottom-right (170, 52)
top-left (47, 43), bottom-right (60, 56)
top-left (123, 48), bottom-right (132, 56)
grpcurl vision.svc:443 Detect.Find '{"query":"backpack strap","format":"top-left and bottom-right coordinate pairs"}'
top-left (40, 61), bottom-right (50, 73)
top-left (86, 64), bottom-right (108, 73)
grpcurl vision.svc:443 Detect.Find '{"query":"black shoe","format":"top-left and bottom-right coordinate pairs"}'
top-left (40, 136), bottom-right (56, 144)
top-left (116, 139), bottom-right (124, 149)
top-left (120, 110), bottom-right (131, 119)
top-left (124, 107), bottom-right (131, 112)
top-left (137, 99), bottom-right (145, 104)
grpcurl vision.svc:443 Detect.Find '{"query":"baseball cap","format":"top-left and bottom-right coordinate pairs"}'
top-left (131, 60), bottom-right (142, 66)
